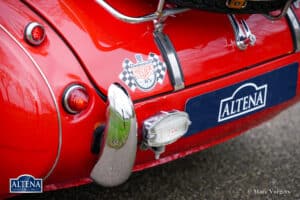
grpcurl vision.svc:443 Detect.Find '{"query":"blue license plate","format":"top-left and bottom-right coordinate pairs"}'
top-left (185, 63), bottom-right (298, 136)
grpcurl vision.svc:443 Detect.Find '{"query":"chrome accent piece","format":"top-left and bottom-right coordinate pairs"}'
top-left (294, 0), bottom-right (300, 8)
top-left (91, 84), bottom-right (137, 186)
top-left (265, 0), bottom-right (293, 20)
top-left (156, 0), bottom-right (165, 15)
top-left (154, 31), bottom-right (185, 91)
top-left (95, 0), bottom-right (189, 24)
top-left (142, 110), bottom-right (191, 159)
top-left (228, 14), bottom-right (256, 50)
top-left (0, 24), bottom-right (62, 180)
top-left (63, 84), bottom-right (86, 114)
top-left (286, 8), bottom-right (300, 52)
top-left (24, 22), bottom-right (46, 46)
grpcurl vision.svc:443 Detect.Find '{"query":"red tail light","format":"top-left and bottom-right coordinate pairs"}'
top-left (63, 85), bottom-right (90, 114)
top-left (24, 22), bottom-right (46, 46)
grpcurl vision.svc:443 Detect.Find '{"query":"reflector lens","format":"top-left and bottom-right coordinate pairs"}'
top-left (31, 26), bottom-right (44, 41)
top-left (63, 85), bottom-right (90, 114)
top-left (152, 114), bottom-right (188, 144)
top-left (24, 22), bottom-right (46, 46)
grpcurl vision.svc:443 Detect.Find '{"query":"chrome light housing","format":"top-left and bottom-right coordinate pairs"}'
top-left (24, 22), bottom-right (46, 46)
top-left (143, 110), bottom-right (191, 159)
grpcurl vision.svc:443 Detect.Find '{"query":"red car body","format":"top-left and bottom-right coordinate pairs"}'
top-left (1, 0), bottom-right (300, 197)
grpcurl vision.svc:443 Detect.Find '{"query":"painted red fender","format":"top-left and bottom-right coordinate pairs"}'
top-left (0, 1), bottom-right (106, 197)
top-left (0, 22), bottom-right (59, 196)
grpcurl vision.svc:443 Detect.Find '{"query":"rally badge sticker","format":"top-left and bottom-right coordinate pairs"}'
top-left (119, 53), bottom-right (167, 92)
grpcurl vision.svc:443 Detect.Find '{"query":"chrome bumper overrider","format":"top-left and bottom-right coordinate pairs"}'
top-left (91, 84), bottom-right (137, 187)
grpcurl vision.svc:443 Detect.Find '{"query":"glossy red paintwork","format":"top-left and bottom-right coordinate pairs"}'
top-left (0, 25), bottom-right (59, 194)
top-left (24, 0), bottom-right (293, 100)
top-left (0, 1), bottom-right (106, 197)
top-left (0, 0), bottom-right (299, 198)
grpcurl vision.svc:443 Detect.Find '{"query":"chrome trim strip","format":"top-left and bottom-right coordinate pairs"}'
top-left (90, 83), bottom-right (137, 186)
top-left (154, 31), bottom-right (185, 91)
top-left (0, 24), bottom-right (62, 180)
top-left (286, 8), bottom-right (300, 52)
top-left (95, 0), bottom-right (189, 24)
top-left (156, 0), bottom-right (165, 15)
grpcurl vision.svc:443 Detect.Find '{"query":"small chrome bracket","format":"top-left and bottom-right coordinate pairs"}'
top-left (228, 14), bottom-right (256, 51)
top-left (286, 8), bottom-right (300, 52)
top-left (264, 0), bottom-right (293, 20)
top-left (294, 0), bottom-right (300, 8)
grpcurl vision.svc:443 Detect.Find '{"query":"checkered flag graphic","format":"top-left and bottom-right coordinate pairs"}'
top-left (119, 53), bottom-right (167, 92)
top-left (149, 53), bottom-right (167, 84)
top-left (119, 58), bottom-right (137, 91)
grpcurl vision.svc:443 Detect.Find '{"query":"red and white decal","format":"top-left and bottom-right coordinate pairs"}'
top-left (119, 53), bottom-right (167, 92)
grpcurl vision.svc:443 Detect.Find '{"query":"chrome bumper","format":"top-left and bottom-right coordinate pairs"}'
top-left (90, 83), bottom-right (137, 187)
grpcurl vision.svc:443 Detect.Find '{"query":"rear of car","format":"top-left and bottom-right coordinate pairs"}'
top-left (0, 0), bottom-right (299, 197)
